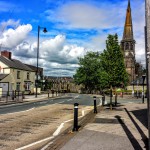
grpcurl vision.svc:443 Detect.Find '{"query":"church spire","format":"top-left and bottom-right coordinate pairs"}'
top-left (122, 0), bottom-right (134, 40)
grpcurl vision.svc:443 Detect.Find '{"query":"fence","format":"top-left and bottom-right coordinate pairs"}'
top-left (0, 91), bottom-right (24, 103)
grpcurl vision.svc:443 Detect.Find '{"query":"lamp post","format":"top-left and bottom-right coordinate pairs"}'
top-left (142, 75), bottom-right (146, 103)
top-left (131, 64), bottom-right (135, 97)
top-left (35, 26), bottom-right (47, 98)
top-left (132, 82), bottom-right (134, 97)
top-left (136, 79), bottom-right (139, 99)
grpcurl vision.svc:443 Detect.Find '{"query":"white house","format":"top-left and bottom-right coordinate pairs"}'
top-left (0, 51), bottom-right (36, 94)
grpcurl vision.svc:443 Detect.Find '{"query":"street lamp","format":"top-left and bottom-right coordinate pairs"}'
top-left (132, 82), bottom-right (135, 98)
top-left (136, 79), bottom-right (139, 99)
top-left (35, 26), bottom-right (47, 98)
top-left (142, 75), bottom-right (146, 103)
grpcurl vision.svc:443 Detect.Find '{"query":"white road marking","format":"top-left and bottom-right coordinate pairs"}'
top-left (128, 102), bottom-right (133, 103)
top-left (40, 142), bottom-right (53, 150)
top-left (51, 101), bottom-right (64, 106)
top-left (67, 99), bottom-right (72, 101)
top-left (74, 95), bottom-right (79, 99)
top-left (15, 136), bottom-right (54, 150)
top-left (82, 110), bottom-right (85, 116)
top-left (2, 107), bottom-right (35, 116)
top-left (16, 107), bottom-right (92, 150)
top-left (98, 98), bottom-right (102, 106)
top-left (53, 123), bottom-right (64, 136)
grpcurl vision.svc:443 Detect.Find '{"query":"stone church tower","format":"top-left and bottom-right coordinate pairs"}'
top-left (121, 0), bottom-right (136, 83)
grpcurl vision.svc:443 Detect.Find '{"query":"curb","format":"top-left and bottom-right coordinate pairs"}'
top-left (40, 106), bottom-right (101, 150)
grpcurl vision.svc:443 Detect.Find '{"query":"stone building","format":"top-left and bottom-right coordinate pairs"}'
top-left (121, 0), bottom-right (136, 83)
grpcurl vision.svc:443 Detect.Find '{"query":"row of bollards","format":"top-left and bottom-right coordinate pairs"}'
top-left (72, 95), bottom-right (118, 132)
top-left (72, 96), bottom-right (99, 132)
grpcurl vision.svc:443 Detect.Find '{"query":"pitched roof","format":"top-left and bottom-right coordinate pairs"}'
top-left (0, 74), bottom-right (9, 80)
top-left (25, 64), bottom-right (43, 72)
top-left (0, 56), bottom-right (34, 71)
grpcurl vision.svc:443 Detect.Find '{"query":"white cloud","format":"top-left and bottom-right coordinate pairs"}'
top-left (12, 34), bottom-right (86, 76)
top-left (0, 19), bottom-right (20, 32)
top-left (0, 0), bottom-right (145, 76)
top-left (45, 1), bottom-right (127, 29)
top-left (0, 24), bottom-right (32, 48)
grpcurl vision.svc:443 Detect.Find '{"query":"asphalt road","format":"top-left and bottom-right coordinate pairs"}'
top-left (0, 94), bottom-right (101, 115)
top-left (0, 93), bottom-right (146, 115)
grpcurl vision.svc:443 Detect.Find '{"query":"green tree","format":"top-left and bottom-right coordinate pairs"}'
top-left (74, 34), bottom-right (128, 93)
top-left (101, 34), bottom-right (128, 88)
top-left (74, 52), bottom-right (109, 93)
top-left (74, 52), bottom-right (99, 92)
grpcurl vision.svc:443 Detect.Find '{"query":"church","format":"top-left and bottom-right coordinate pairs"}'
top-left (121, 0), bottom-right (136, 83)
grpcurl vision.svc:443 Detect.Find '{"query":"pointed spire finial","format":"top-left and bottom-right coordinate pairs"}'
top-left (128, 0), bottom-right (130, 6)
top-left (127, 0), bottom-right (131, 11)
top-left (122, 0), bottom-right (133, 40)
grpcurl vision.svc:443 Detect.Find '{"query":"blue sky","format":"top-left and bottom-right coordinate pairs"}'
top-left (0, 0), bottom-right (145, 77)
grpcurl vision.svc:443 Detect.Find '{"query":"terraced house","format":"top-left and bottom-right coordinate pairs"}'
top-left (0, 51), bottom-right (35, 95)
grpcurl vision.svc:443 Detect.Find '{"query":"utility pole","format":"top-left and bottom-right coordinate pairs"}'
top-left (145, 0), bottom-right (150, 149)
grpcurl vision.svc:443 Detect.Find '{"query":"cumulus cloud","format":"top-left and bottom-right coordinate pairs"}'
top-left (0, 19), bottom-right (20, 32)
top-left (0, 24), bottom-right (32, 48)
top-left (45, 1), bottom-right (127, 29)
top-left (13, 34), bottom-right (86, 76)
top-left (0, 0), bottom-right (145, 76)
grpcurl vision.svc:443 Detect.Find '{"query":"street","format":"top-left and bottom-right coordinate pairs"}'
top-left (0, 93), bottom-right (100, 115)
top-left (0, 94), bottom-right (96, 150)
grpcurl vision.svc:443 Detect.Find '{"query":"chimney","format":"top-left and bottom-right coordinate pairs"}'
top-left (1, 50), bottom-right (12, 59)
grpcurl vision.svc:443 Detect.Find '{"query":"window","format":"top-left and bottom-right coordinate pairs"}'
top-left (24, 82), bottom-right (30, 90)
top-left (16, 82), bottom-right (20, 91)
top-left (27, 72), bottom-right (30, 80)
top-left (125, 43), bottom-right (129, 50)
top-left (17, 71), bottom-right (20, 79)
top-left (130, 44), bottom-right (133, 50)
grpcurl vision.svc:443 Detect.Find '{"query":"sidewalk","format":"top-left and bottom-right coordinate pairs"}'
top-left (59, 102), bottom-right (148, 150)
top-left (0, 93), bottom-right (64, 106)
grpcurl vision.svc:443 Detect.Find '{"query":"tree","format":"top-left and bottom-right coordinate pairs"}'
top-left (100, 34), bottom-right (129, 88)
top-left (74, 52), bottom-right (109, 93)
top-left (74, 34), bottom-right (128, 93)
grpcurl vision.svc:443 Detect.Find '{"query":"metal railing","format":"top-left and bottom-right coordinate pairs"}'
top-left (0, 91), bottom-right (24, 103)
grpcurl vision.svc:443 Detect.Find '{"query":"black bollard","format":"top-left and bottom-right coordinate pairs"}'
top-left (12, 90), bottom-right (14, 100)
top-left (22, 91), bottom-right (25, 100)
top-left (14, 90), bottom-right (16, 98)
top-left (18, 91), bottom-right (19, 100)
top-left (142, 91), bottom-right (144, 103)
top-left (110, 89), bottom-right (112, 110)
top-left (48, 92), bottom-right (49, 98)
top-left (115, 94), bottom-right (117, 106)
top-left (73, 103), bottom-right (79, 131)
top-left (102, 95), bottom-right (105, 106)
top-left (6, 91), bottom-right (9, 103)
top-left (93, 96), bottom-right (97, 113)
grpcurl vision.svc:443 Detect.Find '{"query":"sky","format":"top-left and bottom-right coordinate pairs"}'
top-left (0, 0), bottom-right (145, 77)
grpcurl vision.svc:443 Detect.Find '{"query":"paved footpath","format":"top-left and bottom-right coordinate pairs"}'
top-left (58, 102), bottom-right (148, 150)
